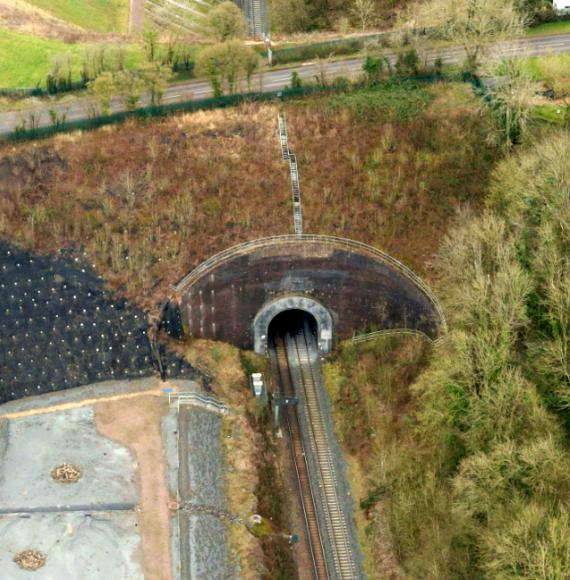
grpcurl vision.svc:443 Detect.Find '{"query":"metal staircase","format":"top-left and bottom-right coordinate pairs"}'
top-left (278, 113), bottom-right (303, 236)
top-left (244, 0), bottom-right (268, 37)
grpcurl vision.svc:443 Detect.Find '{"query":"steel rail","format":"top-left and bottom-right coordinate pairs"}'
top-left (270, 335), bottom-right (328, 579)
top-left (290, 324), bottom-right (358, 579)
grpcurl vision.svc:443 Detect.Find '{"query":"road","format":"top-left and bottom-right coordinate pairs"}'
top-left (2, 32), bottom-right (570, 136)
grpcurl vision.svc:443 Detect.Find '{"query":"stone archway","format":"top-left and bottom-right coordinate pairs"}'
top-left (253, 296), bottom-right (333, 356)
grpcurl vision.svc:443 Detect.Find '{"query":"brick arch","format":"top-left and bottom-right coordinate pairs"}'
top-left (173, 235), bottom-right (446, 351)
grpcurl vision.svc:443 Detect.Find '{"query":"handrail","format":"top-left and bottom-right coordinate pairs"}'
top-left (174, 234), bottom-right (448, 335)
top-left (278, 113), bottom-right (303, 236)
top-left (352, 328), bottom-right (434, 344)
top-left (168, 391), bottom-right (230, 414)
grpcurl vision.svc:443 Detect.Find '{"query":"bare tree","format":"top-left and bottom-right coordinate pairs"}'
top-left (407, 0), bottom-right (525, 72)
top-left (481, 58), bottom-right (535, 149)
top-left (351, 0), bottom-right (376, 32)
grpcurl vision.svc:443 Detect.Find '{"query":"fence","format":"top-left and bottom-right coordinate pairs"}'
top-left (167, 390), bottom-right (231, 415)
top-left (259, 32), bottom-right (400, 65)
top-left (4, 71), bottom-right (459, 142)
top-left (2, 83), bottom-right (350, 142)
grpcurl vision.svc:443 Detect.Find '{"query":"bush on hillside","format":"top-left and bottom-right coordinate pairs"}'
top-left (341, 132), bottom-right (570, 576)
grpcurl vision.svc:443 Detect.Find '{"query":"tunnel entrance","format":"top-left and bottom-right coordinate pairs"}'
top-left (253, 296), bottom-right (333, 356)
top-left (175, 235), bottom-right (447, 351)
top-left (268, 310), bottom-right (318, 348)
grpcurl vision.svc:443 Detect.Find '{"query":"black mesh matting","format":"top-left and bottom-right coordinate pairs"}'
top-left (0, 242), bottom-right (198, 403)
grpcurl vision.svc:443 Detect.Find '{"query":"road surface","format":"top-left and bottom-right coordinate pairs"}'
top-left (1, 33), bottom-right (570, 136)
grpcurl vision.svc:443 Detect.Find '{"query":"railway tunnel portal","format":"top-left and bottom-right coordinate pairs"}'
top-left (171, 235), bottom-right (446, 354)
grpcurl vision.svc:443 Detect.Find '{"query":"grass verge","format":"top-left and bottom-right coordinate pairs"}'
top-left (0, 26), bottom-right (143, 88)
top-left (527, 19), bottom-right (570, 36)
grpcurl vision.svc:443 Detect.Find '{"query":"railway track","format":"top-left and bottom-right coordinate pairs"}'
top-left (271, 335), bottom-right (328, 579)
top-left (270, 319), bottom-right (359, 580)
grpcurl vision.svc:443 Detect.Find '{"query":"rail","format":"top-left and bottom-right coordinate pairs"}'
top-left (167, 391), bottom-right (230, 415)
top-left (173, 234), bottom-right (447, 336)
top-left (271, 318), bottom-right (361, 578)
top-left (271, 336), bottom-right (328, 579)
top-left (288, 324), bottom-right (359, 579)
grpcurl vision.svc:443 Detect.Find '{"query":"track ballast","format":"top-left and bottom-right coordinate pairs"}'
top-left (270, 317), bottom-right (359, 580)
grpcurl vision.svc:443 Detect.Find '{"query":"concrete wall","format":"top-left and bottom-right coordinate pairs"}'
top-left (174, 236), bottom-right (446, 353)
top-left (254, 296), bottom-right (333, 355)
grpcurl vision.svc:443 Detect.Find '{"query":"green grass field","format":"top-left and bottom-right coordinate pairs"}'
top-left (0, 27), bottom-right (144, 88)
top-left (527, 19), bottom-right (570, 36)
top-left (23, 0), bottom-right (129, 33)
top-left (518, 53), bottom-right (570, 80)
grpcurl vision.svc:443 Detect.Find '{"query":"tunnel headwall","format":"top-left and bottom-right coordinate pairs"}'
top-left (173, 235), bottom-right (446, 354)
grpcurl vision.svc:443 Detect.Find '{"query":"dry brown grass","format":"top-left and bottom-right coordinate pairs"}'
top-left (182, 339), bottom-right (251, 405)
top-left (0, 85), bottom-right (495, 314)
top-left (13, 549), bottom-right (47, 571)
top-left (223, 412), bottom-right (265, 579)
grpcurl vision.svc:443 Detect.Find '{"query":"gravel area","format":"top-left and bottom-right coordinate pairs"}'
top-left (188, 514), bottom-right (234, 580)
top-left (185, 407), bottom-right (225, 509)
top-left (162, 411), bottom-right (180, 496)
top-left (175, 404), bottom-right (235, 580)
top-left (0, 512), bottom-right (143, 580)
top-left (0, 407), bottom-right (137, 511)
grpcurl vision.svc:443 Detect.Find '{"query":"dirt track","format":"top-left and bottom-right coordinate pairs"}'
top-left (129, 0), bottom-right (145, 33)
top-left (96, 394), bottom-right (174, 580)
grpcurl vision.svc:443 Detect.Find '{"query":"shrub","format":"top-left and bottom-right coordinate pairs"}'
top-left (362, 55), bottom-right (383, 85)
top-left (196, 40), bottom-right (260, 96)
top-left (290, 71), bottom-right (302, 89)
top-left (269, 0), bottom-right (311, 33)
top-left (206, 1), bottom-right (248, 42)
top-left (201, 197), bottom-right (223, 217)
top-left (395, 49), bottom-right (420, 76)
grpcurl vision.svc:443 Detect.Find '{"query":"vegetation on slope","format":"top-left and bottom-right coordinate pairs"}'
top-left (0, 80), bottom-right (494, 312)
top-left (22, 0), bottom-right (129, 33)
top-left (326, 131), bottom-right (570, 578)
top-left (323, 335), bottom-right (429, 578)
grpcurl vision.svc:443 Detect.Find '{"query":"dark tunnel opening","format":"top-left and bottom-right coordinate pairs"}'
top-left (268, 309), bottom-right (318, 347)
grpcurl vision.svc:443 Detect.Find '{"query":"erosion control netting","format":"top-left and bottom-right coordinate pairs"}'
top-left (0, 241), bottom-right (198, 404)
